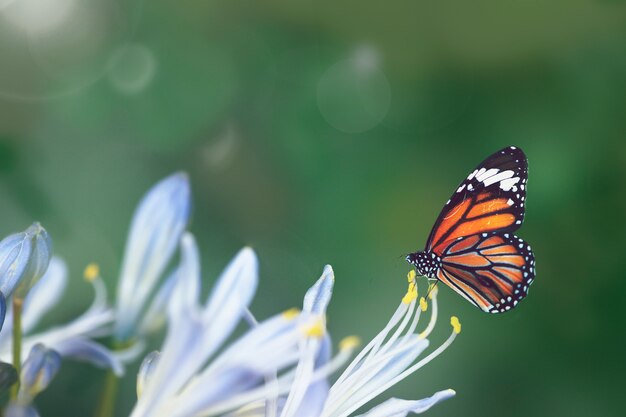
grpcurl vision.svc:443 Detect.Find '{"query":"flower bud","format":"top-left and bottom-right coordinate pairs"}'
top-left (0, 223), bottom-right (52, 300)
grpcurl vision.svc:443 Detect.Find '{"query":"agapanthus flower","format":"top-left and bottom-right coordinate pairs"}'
top-left (129, 233), bottom-right (354, 417)
top-left (0, 257), bottom-right (123, 374)
top-left (131, 241), bottom-right (459, 417)
top-left (221, 271), bottom-right (459, 417)
top-left (114, 172), bottom-right (191, 343)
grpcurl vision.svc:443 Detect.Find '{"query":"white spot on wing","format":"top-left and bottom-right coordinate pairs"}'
top-left (467, 169), bottom-right (478, 180)
top-left (483, 170), bottom-right (514, 187)
top-left (476, 168), bottom-right (499, 182)
top-left (500, 177), bottom-right (520, 191)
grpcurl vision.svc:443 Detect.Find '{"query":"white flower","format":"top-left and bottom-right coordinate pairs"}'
top-left (230, 271), bottom-right (459, 417)
top-left (131, 246), bottom-right (460, 417)
top-left (114, 172), bottom-right (191, 342)
top-left (130, 234), bottom-right (346, 417)
top-left (0, 257), bottom-right (123, 375)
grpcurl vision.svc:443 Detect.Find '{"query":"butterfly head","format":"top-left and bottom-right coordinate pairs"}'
top-left (406, 251), bottom-right (441, 279)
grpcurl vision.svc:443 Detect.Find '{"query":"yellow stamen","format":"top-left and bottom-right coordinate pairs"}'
top-left (303, 319), bottom-right (325, 338)
top-left (282, 308), bottom-right (300, 320)
top-left (83, 263), bottom-right (100, 282)
top-left (339, 335), bottom-right (361, 351)
top-left (420, 297), bottom-right (428, 312)
top-left (402, 282), bottom-right (418, 304)
top-left (451, 316), bottom-right (461, 334)
top-left (407, 270), bottom-right (416, 282)
top-left (428, 283), bottom-right (438, 299)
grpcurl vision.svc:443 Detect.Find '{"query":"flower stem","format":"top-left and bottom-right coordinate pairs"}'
top-left (94, 368), bottom-right (119, 417)
top-left (10, 297), bottom-right (23, 400)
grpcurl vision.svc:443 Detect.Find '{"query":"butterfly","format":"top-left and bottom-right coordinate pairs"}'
top-left (406, 146), bottom-right (536, 313)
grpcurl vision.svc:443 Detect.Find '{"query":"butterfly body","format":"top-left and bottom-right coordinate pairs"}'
top-left (406, 251), bottom-right (440, 278)
top-left (407, 146), bottom-right (536, 313)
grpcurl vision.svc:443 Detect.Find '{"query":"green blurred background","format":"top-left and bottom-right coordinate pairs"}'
top-left (1, 0), bottom-right (625, 416)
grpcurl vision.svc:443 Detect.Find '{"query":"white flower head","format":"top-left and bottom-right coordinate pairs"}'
top-left (130, 245), bottom-right (343, 417)
top-left (229, 271), bottom-right (460, 417)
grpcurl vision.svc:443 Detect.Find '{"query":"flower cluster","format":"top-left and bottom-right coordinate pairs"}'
top-left (0, 173), bottom-right (461, 417)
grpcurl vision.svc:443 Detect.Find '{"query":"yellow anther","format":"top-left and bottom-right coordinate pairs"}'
top-left (303, 319), bottom-right (325, 338)
top-left (402, 282), bottom-right (418, 304)
top-left (83, 263), bottom-right (100, 282)
top-left (282, 308), bottom-right (300, 320)
top-left (339, 336), bottom-right (361, 351)
top-left (420, 297), bottom-right (428, 312)
top-left (407, 270), bottom-right (416, 282)
top-left (451, 316), bottom-right (462, 334)
top-left (428, 283), bottom-right (438, 299)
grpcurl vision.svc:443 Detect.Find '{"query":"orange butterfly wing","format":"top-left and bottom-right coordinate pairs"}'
top-left (436, 233), bottom-right (536, 313)
top-left (426, 146), bottom-right (528, 255)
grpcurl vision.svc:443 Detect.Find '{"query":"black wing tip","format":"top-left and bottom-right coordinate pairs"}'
top-left (498, 145), bottom-right (526, 158)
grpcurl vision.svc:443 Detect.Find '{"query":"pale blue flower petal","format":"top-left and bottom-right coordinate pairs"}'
top-left (168, 233), bottom-right (201, 323)
top-left (53, 338), bottom-right (123, 376)
top-left (138, 270), bottom-right (177, 335)
top-left (162, 313), bottom-right (304, 417)
top-left (0, 230), bottom-right (33, 298)
top-left (141, 232), bottom-right (201, 336)
top-left (291, 335), bottom-right (332, 417)
top-left (15, 223), bottom-right (52, 299)
top-left (203, 247), bottom-right (258, 320)
top-left (303, 265), bottom-right (334, 315)
top-left (356, 389), bottom-right (456, 417)
top-left (133, 248), bottom-right (258, 417)
top-left (22, 257), bottom-right (67, 333)
top-left (115, 172), bottom-right (191, 341)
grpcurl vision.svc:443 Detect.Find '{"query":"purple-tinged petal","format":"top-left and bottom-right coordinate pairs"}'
top-left (356, 389), bottom-right (456, 417)
top-left (53, 338), bottom-right (123, 376)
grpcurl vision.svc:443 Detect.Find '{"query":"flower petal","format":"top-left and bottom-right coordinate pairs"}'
top-left (356, 389), bottom-right (456, 417)
top-left (202, 247), bottom-right (258, 321)
top-left (303, 265), bottom-right (334, 315)
top-left (138, 270), bottom-right (177, 335)
top-left (22, 257), bottom-right (67, 334)
top-left (168, 233), bottom-right (201, 323)
top-left (0, 229), bottom-right (34, 298)
top-left (53, 338), bottom-right (123, 376)
top-left (132, 248), bottom-right (259, 417)
top-left (281, 267), bottom-right (336, 417)
top-left (115, 172), bottom-right (191, 341)
top-left (14, 223), bottom-right (53, 300)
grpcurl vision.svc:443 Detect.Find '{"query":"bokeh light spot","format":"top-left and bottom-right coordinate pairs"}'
top-left (2, 0), bottom-right (76, 33)
top-left (107, 43), bottom-right (157, 95)
top-left (317, 46), bottom-right (391, 134)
